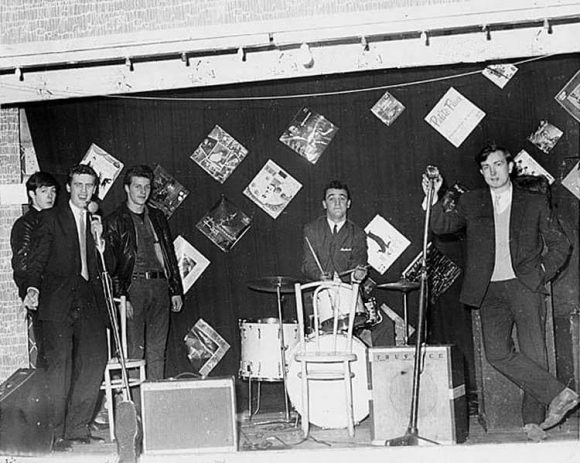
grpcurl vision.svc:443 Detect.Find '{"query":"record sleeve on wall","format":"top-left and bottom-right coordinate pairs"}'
top-left (365, 214), bottom-right (410, 275)
top-left (81, 143), bottom-right (124, 200)
top-left (196, 195), bottom-right (252, 252)
top-left (173, 235), bottom-right (210, 294)
top-left (148, 164), bottom-right (190, 218)
top-left (555, 69), bottom-right (580, 123)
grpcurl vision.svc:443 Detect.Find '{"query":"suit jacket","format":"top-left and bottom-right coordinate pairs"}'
top-left (429, 185), bottom-right (570, 308)
top-left (302, 216), bottom-right (368, 281)
top-left (28, 202), bottom-right (106, 322)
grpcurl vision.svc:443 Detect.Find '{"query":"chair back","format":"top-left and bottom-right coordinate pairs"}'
top-left (294, 280), bottom-right (361, 352)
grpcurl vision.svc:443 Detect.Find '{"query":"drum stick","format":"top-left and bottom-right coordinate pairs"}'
top-left (305, 237), bottom-right (324, 276)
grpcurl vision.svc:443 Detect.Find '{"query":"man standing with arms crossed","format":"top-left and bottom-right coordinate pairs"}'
top-left (104, 165), bottom-right (183, 381)
top-left (422, 144), bottom-right (576, 441)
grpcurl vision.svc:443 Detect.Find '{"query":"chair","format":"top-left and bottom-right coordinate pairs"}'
top-left (293, 279), bottom-right (361, 437)
top-left (100, 295), bottom-right (146, 441)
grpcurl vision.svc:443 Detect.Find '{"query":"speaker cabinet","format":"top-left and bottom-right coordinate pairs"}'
top-left (0, 369), bottom-right (52, 456)
top-left (141, 376), bottom-right (237, 455)
top-left (367, 345), bottom-right (468, 445)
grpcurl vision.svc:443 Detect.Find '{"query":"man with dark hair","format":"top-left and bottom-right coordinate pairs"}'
top-left (11, 171), bottom-right (58, 368)
top-left (104, 165), bottom-right (183, 381)
top-left (422, 144), bottom-right (576, 441)
top-left (25, 164), bottom-right (108, 451)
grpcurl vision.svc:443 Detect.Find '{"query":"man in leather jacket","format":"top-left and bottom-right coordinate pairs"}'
top-left (10, 171), bottom-right (58, 368)
top-left (104, 165), bottom-right (183, 380)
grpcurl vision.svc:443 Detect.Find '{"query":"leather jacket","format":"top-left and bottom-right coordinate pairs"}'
top-left (10, 208), bottom-right (41, 299)
top-left (104, 203), bottom-right (183, 299)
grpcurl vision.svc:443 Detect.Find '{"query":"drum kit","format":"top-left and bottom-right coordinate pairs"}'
top-left (240, 274), bottom-right (419, 427)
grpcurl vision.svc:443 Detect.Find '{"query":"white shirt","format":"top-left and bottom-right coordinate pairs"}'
top-left (490, 183), bottom-right (513, 215)
top-left (327, 218), bottom-right (346, 234)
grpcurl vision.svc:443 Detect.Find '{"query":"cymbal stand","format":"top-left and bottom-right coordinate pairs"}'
top-left (385, 177), bottom-right (439, 446)
top-left (276, 285), bottom-right (291, 422)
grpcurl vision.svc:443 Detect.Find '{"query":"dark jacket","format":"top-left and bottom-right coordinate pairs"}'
top-left (104, 203), bottom-right (183, 299)
top-left (429, 185), bottom-right (570, 308)
top-left (27, 203), bottom-right (106, 322)
top-left (11, 208), bottom-right (41, 299)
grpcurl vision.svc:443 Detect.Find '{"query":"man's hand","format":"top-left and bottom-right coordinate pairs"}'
top-left (90, 215), bottom-right (105, 252)
top-left (171, 295), bottom-right (183, 313)
top-left (125, 300), bottom-right (134, 320)
top-left (23, 287), bottom-right (39, 311)
top-left (421, 172), bottom-right (443, 197)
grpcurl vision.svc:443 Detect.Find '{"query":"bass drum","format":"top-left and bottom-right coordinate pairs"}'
top-left (286, 334), bottom-right (369, 429)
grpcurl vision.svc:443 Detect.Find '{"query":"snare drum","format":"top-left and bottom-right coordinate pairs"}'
top-left (315, 285), bottom-right (368, 332)
top-left (239, 318), bottom-right (299, 381)
top-left (286, 334), bottom-right (369, 429)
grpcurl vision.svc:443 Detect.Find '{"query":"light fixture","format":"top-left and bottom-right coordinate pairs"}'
top-left (237, 47), bottom-right (246, 62)
top-left (543, 18), bottom-right (553, 34)
top-left (15, 67), bottom-right (23, 81)
top-left (420, 31), bottom-right (430, 46)
top-left (299, 42), bottom-right (314, 68)
top-left (360, 35), bottom-right (369, 52)
top-left (181, 52), bottom-right (190, 67)
top-left (125, 57), bottom-right (134, 71)
top-left (482, 25), bottom-right (491, 41)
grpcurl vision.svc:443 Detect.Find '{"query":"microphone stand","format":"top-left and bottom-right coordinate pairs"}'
top-left (385, 176), bottom-right (439, 446)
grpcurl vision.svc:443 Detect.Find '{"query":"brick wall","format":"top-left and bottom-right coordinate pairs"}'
top-left (1, 0), bottom-right (461, 44)
top-left (0, 107), bottom-right (29, 383)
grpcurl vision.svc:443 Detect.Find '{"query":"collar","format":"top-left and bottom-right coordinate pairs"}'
top-left (69, 200), bottom-right (86, 217)
top-left (490, 182), bottom-right (513, 214)
top-left (327, 218), bottom-right (346, 233)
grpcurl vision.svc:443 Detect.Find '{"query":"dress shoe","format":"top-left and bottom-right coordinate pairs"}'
top-left (523, 423), bottom-right (547, 442)
top-left (52, 437), bottom-right (73, 452)
top-left (68, 434), bottom-right (106, 444)
top-left (540, 387), bottom-right (580, 430)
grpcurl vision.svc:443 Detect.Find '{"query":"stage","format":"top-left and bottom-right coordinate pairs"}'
top-left (3, 410), bottom-right (578, 463)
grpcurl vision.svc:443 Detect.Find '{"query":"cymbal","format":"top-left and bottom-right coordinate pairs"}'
top-left (247, 276), bottom-right (301, 294)
top-left (376, 279), bottom-right (420, 292)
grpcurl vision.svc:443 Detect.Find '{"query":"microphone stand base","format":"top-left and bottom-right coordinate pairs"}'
top-left (385, 430), bottom-right (440, 446)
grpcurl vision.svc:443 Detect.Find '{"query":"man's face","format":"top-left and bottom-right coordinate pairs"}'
top-left (125, 176), bottom-right (151, 208)
top-left (480, 150), bottom-right (513, 192)
top-left (66, 174), bottom-right (96, 209)
top-left (323, 188), bottom-right (350, 222)
top-left (29, 185), bottom-right (57, 210)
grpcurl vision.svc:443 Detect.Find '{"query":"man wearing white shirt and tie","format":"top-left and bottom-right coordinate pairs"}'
top-left (423, 144), bottom-right (576, 441)
top-left (25, 164), bottom-right (108, 452)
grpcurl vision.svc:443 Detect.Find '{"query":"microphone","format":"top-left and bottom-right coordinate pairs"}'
top-left (425, 165), bottom-right (440, 180)
top-left (87, 200), bottom-right (99, 216)
top-left (86, 200), bottom-right (104, 251)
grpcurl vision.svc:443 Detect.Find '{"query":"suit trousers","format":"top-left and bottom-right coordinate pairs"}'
top-left (479, 279), bottom-right (565, 425)
top-left (127, 278), bottom-right (170, 380)
top-left (41, 280), bottom-right (107, 440)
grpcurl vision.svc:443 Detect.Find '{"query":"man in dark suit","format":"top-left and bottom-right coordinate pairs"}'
top-left (25, 164), bottom-right (108, 452)
top-left (423, 144), bottom-right (577, 441)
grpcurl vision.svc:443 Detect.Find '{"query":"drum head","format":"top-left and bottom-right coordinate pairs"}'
top-left (286, 334), bottom-right (369, 429)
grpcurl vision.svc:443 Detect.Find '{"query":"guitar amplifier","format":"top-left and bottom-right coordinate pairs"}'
top-left (0, 368), bottom-right (52, 455)
top-left (367, 345), bottom-right (468, 445)
top-left (141, 376), bottom-right (237, 455)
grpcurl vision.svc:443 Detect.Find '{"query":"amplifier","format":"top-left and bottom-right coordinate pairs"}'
top-left (141, 376), bottom-right (237, 455)
top-left (367, 345), bottom-right (468, 445)
top-left (0, 368), bottom-right (52, 455)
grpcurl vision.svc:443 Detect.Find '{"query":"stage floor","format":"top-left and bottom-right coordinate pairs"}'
top-left (4, 410), bottom-right (579, 463)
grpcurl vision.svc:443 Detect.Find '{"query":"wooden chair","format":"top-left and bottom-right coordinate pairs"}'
top-left (100, 296), bottom-right (146, 441)
top-left (293, 279), bottom-right (361, 437)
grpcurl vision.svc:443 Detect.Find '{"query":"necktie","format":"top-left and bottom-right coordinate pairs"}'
top-left (79, 211), bottom-right (89, 280)
top-left (333, 224), bottom-right (338, 235)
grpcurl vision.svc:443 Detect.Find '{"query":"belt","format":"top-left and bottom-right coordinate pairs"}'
top-left (132, 271), bottom-right (166, 280)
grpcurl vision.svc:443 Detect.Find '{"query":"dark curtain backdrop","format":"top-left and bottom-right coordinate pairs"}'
top-left (24, 53), bottom-right (580, 380)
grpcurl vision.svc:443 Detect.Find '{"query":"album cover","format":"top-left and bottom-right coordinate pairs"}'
top-left (513, 150), bottom-right (555, 184)
top-left (441, 182), bottom-right (469, 213)
top-left (148, 164), bottom-right (190, 218)
top-left (425, 87), bottom-right (485, 148)
top-left (402, 242), bottom-right (461, 302)
top-left (555, 69), bottom-right (580, 123)
top-left (243, 159), bottom-right (302, 219)
top-left (81, 143), bottom-right (124, 200)
top-left (482, 64), bottom-right (518, 89)
top-left (190, 125), bottom-right (248, 184)
top-left (279, 107), bottom-right (338, 164)
top-left (528, 121), bottom-right (563, 154)
top-left (173, 235), bottom-right (210, 294)
top-left (561, 160), bottom-right (580, 200)
top-left (364, 214), bottom-right (411, 275)
top-left (196, 195), bottom-right (252, 252)
top-left (184, 318), bottom-right (230, 378)
top-left (371, 91), bottom-right (406, 126)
